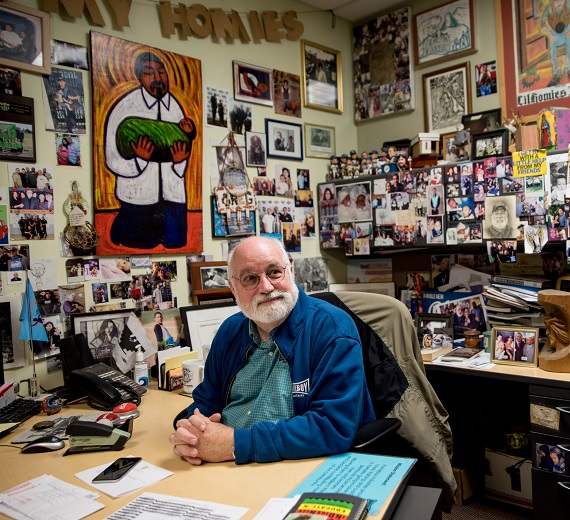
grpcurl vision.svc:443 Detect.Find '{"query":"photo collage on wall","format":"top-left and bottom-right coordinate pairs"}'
top-left (318, 153), bottom-right (564, 264)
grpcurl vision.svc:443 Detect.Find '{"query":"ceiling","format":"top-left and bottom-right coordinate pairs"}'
top-left (300, 0), bottom-right (403, 23)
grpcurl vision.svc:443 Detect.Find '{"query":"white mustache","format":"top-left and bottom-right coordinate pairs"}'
top-left (253, 291), bottom-right (285, 305)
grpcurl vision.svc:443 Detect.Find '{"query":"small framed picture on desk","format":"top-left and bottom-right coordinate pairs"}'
top-left (491, 326), bottom-right (539, 367)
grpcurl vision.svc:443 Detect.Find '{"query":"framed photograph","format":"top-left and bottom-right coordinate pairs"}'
top-left (0, 2), bottom-right (51, 75)
top-left (265, 118), bottom-right (303, 161)
top-left (179, 302), bottom-right (238, 355)
top-left (232, 60), bottom-right (273, 107)
top-left (423, 62), bottom-right (471, 134)
top-left (301, 39), bottom-right (343, 114)
top-left (413, 0), bottom-right (476, 68)
top-left (461, 109), bottom-right (502, 136)
top-left (304, 123), bottom-right (335, 159)
top-left (190, 261), bottom-right (233, 305)
top-left (471, 129), bottom-right (509, 159)
top-left (441, 132), bottom-right (457, 162)
top-left (0, 95), bottom-right (35, 162)
top-left (245, 131), bottom-right (266, 167)
top-left (383, 139), bottom-right (412, 158)
top-left (491, 326), bottom-right (539, 366)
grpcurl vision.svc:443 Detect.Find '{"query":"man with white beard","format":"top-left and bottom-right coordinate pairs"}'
top-left (170, 236), bottom-right (374, 465)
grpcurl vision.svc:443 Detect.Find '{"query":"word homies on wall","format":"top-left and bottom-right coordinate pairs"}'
top-left (41, 0), bottom-right (305, 42)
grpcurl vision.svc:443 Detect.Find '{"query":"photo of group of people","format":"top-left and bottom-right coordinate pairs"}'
top-left (318, 150), bottom-right (570, 253)
top-left (536, 443), bottom-right (565, 474)
top-left (492, 328), bottom-right (537, 365)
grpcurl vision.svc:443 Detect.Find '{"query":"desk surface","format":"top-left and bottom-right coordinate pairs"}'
top-left (0, 390), bottom-right (410, 520)
top-left (425, 359), bottom-right (570, 390)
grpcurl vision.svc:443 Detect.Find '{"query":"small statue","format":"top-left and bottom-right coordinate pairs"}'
top-left (538, 290), bottom-right (570, 373)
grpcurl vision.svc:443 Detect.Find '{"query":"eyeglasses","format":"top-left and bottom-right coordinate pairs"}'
top-left (232, 265), bottom-right (287, 290)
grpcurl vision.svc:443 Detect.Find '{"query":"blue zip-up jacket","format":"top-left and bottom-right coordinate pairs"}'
top-left (181, 288), bottom-right (375, 463)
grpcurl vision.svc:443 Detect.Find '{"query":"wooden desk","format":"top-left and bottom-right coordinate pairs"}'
top-left (0, 390), bottom-right (426, 520)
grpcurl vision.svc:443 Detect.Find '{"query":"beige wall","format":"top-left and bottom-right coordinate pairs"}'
top-left (3, 0), bottom-right (500, 388)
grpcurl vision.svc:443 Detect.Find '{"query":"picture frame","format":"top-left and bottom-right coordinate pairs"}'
top-left (301, 39), bottom-right (343, 114)
top-left (179, 302), bottom-right (238, 355)
top-left (189, 261), bottom-right (233, 305)
top-left (0, 95), bottom-right (35, 162)
top-left (304, 123), bottom-right (335, 159)
top-left (471, 128), bottom-right (509, 159)
top-left (232, 60), bottom-right (273, 107)
top-left (265, 118), bottom-right (303, 161)
top-left (461, 109), bottom-right (502, 136)
top-left (383, 139), bottom-right (412, 158)
top-left (413, 0), bottom-right (476, 68)
top-left (491, 326), bottom-right (539, 367)
top-left (440, 132), bottom-right (457, 162)
top-left (423, 62), bottom-right (472, 134)
top-left (0, 2), bottom-right (51, 75)
top-left (415, 313), bottom-right (454, 337)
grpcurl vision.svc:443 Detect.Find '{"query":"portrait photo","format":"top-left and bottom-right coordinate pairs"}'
top-left (483, 196), bottom-right (518, 239)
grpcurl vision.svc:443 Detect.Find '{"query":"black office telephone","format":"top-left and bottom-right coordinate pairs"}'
top-left (59, 334), bottom-right (146, 411)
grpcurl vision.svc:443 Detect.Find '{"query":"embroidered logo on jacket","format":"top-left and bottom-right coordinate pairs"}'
top-left (292, 378), bottom-right (310, 396)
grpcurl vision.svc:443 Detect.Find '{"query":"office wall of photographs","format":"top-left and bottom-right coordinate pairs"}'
top-left (318, 153), bottom-right (568, 256)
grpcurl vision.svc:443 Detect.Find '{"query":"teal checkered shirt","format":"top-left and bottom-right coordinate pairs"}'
top-left (222, 321), bottom-right (294, 429)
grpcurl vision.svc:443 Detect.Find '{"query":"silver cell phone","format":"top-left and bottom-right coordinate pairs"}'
top-left (92, 456), bottom-right (142, 483)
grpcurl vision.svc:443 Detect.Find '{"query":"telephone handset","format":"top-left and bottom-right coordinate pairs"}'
top-left (69, 362), bottom-right (147, 411)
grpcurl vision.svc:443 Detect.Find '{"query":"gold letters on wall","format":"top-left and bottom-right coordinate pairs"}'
top-left (40, 0), bottom-right (304, 42)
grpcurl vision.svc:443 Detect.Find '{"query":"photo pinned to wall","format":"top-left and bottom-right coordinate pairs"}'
top-left (427, 215), bottom-right (445, 244)
top-left (205, 86), bottom-right (229, 128)
top-left (0, 244), bottom-right (28, 272)
top-left (0, 2), bottom-right (51, 75)
top-left (298, 207), bottom-right (316, 239)
top-left (484, 195), bottom-right (519, 239)
top-left (336, 181), bottom-right (372, 223)
top-left (151, 260), bottom-right (177, 282)
top-left (32, 313), bottom-right (62, 360)
top-left (8, 210), bottom-right (53, 240)
top-left (491, 326), bottom-right (538, 366)
top-left (58, 283), bottom-right (86, 316)
top-left (273, 69), bottom-right (301, 118)
top-left (546, 153), bottom-right (568, 205)
top-left (0, 95), bottom-right (35, 162)
top-left (84, 258), bottom-right (100, 280)
top-left (99, 257), bottom-right (132, 282)
top-left (50, 39), bottom-right (88, 70)
top-left (0, 204), bottom-right (7, 244)
top-left (252, 175), bottom-right (274, 196)
top-left (65, 258), bottom-right (84, 282)
top-left (293, 257), bottom-right (328, 293)
top-left (275, 164), bottom-right (294, 196)
top-left (295, 189), bottom-right (314, 208)
top-left (227, 98), bottom-right (252, 135)
top-left (296, 169), bottom-right (310, 191)
top-left (475, 60), bottom-right (497, 97)
top-left (211, 195), bottom-right (255, 238)
top-left (352, 7), bottom-right (413, 121)
top-left (0, 67), bottom-right (21, 96)
top-left (233, 60), bottom-right (273, 107)
top-left (92, 282), bottom-right (109, 304)
top-left (42, 66), bottom-right (86, 134)
top-left (55, 133), bottom-right (80, 166)
top-left (6, 270), bottom-right (21, 284)
top-left (245, 131), bottom-right (266, 167)
top-left (282, 222), bottom-right (301, 253)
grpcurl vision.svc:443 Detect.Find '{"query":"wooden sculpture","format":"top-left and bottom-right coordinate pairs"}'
top-left (538, 290), bottom-right (570, 373)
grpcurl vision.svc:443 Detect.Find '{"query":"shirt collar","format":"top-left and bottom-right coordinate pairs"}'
top-left (140, 87), bottom-right (171, 112)
top-left (249, 320), bottom-right (275, 349)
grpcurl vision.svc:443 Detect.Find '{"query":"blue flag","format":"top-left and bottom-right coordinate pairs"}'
top-left (19, 279), bottom-right (48, 341)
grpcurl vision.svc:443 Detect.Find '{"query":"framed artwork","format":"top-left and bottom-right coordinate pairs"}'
top-left (232, 60), bottom-right (273, 107)
top-left (423, 62), bottom-right (472, 134)
top-left (496, 0), bottom-right (569, 119)
top-left (189, 262), bottom-right (233, 304)
top-left (0, 95), bottom-right (35, 162)
top-left (90, 31), bottom-right (203, 256)
top-left (413, 0), bottom-right (476, 68)
top-left (265, 118), bottom-right (303, 161)
top-left (461, 109), bottom-right (502, 136)
top-left (0, 2), bottom-right (51, 75)
top-left (491, 326), bottom-right (539, 366)
top-left (179, 302), bottom-right (238, 354)
top-left (304, 123), bottom-right (335, 159)
top-left (301, 39), bottom-right (343, 114)
top-left (471, 129), bottom-right (509, 159)
top-left (352, 7), bottom-right (413, 120)
top-left (211, 195), bottom-right (255, 238)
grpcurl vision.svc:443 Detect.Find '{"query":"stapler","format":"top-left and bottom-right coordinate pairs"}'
top-left (63, 418), bottom-right (133, 455)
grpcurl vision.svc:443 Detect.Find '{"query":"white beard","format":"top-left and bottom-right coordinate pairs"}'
top-left (237, 285), bottom-right (299, 325)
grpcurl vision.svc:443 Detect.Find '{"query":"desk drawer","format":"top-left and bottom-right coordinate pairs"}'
top-left (531, 468), bottom-right (570, 520)
top-left (531, 432), bottom-right (569, 475)
top-left (530, 391), bottom-right (570, 436)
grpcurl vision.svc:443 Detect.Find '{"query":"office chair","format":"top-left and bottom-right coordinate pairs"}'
top-left (312, 291), bottom-right (457, 511)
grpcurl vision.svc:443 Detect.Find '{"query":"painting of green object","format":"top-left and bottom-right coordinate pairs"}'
top-left (116, 117), bottom-right (196, 162)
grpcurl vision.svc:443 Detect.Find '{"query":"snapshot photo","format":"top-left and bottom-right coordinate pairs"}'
top-left (491, 327), bottom-right (538, 366)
